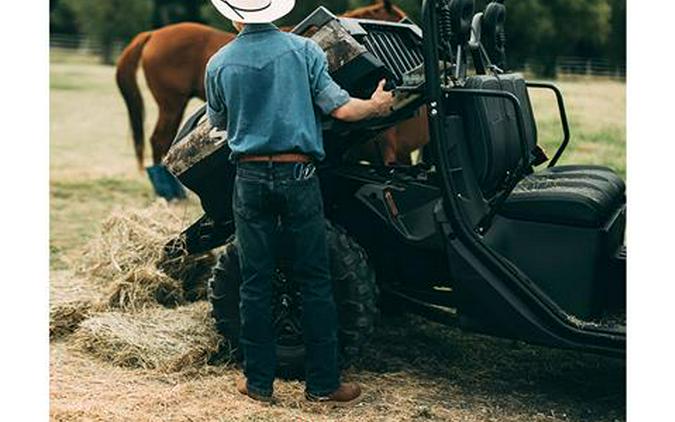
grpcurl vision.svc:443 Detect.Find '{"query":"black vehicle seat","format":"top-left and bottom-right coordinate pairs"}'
top-left (461, 73), bottom-right (538, 198)
top-left (461, 73), bottom-right (626, 228)
top-left (501, 165), bottom-right (625, 228)
top-left (459, 73), bottom-right (626, 318)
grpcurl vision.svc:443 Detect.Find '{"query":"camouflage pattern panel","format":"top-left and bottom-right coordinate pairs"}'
top-left (163, 119), bottom-right (226, 177)
top-left (310, 20), bottom-right (368, 73)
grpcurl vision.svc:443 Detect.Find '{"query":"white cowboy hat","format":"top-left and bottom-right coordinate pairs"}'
top-left (209, 0), bottom-right (295, 23)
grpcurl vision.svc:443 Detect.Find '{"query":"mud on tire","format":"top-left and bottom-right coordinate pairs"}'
top-left (207, 220), bottom-right (378, 379)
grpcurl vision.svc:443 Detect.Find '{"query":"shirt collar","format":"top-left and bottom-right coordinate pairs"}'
top-left (238, 23), bottom-right (279, 37)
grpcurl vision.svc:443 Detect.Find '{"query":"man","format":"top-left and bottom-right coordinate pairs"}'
top-left (205, 0), bottom-right (395, 404)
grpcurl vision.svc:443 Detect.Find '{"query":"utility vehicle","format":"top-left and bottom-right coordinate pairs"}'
top-left (163, 0), bottom-right (626, 377)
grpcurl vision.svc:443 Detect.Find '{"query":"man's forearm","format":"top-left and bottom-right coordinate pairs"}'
top-left (331, 98), bottom-right (385, 122)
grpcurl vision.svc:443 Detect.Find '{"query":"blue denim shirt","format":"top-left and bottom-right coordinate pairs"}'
top-left (205, 23), bottom-right (350, 162)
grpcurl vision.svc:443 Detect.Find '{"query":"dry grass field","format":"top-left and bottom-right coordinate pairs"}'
top-left (50, 48), bottom-right (626, 422)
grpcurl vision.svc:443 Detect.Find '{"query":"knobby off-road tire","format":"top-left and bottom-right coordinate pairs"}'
top-left (207, 221), bottom-right (378, 379)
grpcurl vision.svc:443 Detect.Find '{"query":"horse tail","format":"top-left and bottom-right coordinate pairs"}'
top-left (116, 31), bottom-right (152, 170)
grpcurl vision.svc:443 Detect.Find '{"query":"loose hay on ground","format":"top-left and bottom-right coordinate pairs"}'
top-left (106, 266), bottom-right (185, 311)
top-left (73, 201), bottom-right (216, 309)
top-left (71, 302), bottom-right (220, 372)
top-left (50, 270), bottom-right (105, 339)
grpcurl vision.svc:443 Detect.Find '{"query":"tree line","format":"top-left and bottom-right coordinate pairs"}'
top-left (50, 0), bottom-right (625, 76)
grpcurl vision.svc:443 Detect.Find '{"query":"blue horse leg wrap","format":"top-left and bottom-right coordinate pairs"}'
top-left (147, 164), bottom-right (187, 201)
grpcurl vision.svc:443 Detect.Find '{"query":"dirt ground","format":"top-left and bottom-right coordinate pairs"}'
top-left (50, 49), bottom-right (626, 421)
top-left (51, 317), bottom-right (625, 421)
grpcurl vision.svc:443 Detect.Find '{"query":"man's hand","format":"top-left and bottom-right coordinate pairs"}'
top-left (370, 79), bottom-right (396, 118)
top-left (331, 79), bottom-right (396, 122)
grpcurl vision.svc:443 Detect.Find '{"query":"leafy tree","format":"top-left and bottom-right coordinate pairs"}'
top-left (152, 0), bottom-right (203, 27)
top-left (50, 0), bottom-right (79, 35)
top-left (200, 2), bottom-right (235, 31)
top-left (541, 0), bottom-right (611, 75)
top-left (607, 0), bottom-right (626, 66)
top-left (63, 0), bottom-right (153, 64)
top-left (475, 0), bottom-right (613, 76)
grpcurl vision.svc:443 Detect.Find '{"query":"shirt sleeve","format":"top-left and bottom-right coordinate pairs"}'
top-left (306, 40), bottom-right (351, 115)
top-left (205, 66), bottom-right (228, 129)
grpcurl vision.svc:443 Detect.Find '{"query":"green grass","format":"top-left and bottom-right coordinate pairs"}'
top-left (49, 177), bottom-right (156, 269)
top-left (529, 79), bottom-right (626, 178)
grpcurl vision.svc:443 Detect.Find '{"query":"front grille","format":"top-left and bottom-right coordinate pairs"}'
top-left (359, 24), bottom-right (424, 83)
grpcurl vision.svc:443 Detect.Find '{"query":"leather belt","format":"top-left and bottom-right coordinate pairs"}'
top-left (239, 153), bottom-right (312, 163)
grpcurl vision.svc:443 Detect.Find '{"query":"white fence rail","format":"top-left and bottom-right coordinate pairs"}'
top-left (520, 56), bottom-right (626, 79)
top-left (50, 33), bottom-right (125, 57)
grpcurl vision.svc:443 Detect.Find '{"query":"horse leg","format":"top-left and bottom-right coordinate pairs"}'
top-left (150, 100), bottom-right (188, 164)
top-left (379, 128), bottom-right (399, 165)
top-left (147, 99), bottom-right (189, 200)
top-left (392, 109), bottom-right (429, 165)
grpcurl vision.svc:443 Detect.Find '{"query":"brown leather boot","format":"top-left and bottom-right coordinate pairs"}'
top-left (236, 377), bottom-right (273, 403)
top-left (305, 382), bottom-right (362, 403)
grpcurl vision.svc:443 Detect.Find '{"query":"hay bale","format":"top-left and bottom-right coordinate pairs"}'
top-left (70, 302), bottom-right (220, 372)
top-left (106, 266), bottom-right (185, 311)
top-left (74, 201), bottom-right (216, 308)
top-left (76, 201), bottom-right (190, 277)
top-left (160, 249), bottom-right (215, 302)
top-left (51, 300), bottom-right (95, 339)
top-left (50, 271), bottom-right (104, 339)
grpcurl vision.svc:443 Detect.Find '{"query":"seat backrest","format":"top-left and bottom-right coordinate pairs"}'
top-left (461, 73), bottom-right (537, 199)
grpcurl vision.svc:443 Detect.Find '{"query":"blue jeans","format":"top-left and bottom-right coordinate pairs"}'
top-left (233, 161), bottom-right (339, 397)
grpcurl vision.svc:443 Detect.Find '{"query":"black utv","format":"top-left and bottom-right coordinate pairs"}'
top-left (163, 0), bottom-right (626, 378)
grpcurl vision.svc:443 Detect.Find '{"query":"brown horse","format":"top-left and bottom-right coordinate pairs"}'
top-left (116, 0), bottom-right (408, 170)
